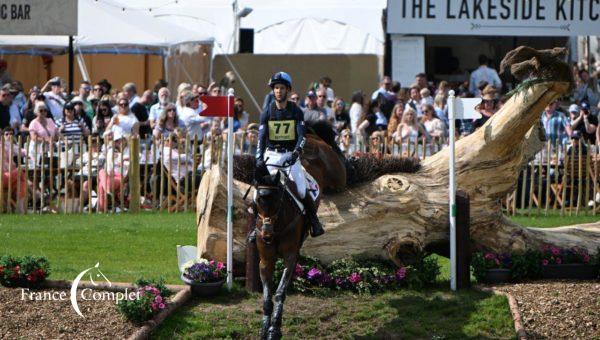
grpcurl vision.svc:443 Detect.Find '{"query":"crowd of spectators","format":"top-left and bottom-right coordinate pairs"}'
top-left (0, 53), bottom-right (599, 212)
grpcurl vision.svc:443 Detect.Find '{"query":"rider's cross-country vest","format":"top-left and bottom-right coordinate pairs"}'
top-left (266, 101), bottom-right (298, 151)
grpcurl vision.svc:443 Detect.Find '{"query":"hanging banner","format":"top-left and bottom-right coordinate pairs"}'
top-left (387, 0), bottom-right (600, 36)
top-left (0, 0), bottom-right (77, 36)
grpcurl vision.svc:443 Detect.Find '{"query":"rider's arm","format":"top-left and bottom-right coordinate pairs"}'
top-left (256, 108), bottom-right (269, 160)
top-left (294, 107), bottom-right (306, 152)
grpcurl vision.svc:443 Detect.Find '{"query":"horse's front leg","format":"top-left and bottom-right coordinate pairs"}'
top-left (259, 258), bottom-right (275, 340)
top-left (267, 254), bottom-right (297, 340)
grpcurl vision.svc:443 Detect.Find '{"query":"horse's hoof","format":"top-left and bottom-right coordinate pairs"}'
top-left (267, 326), bottom-right (282, 340)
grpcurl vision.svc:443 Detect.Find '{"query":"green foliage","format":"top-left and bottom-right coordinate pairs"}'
top-left (409, 255), bottom-right (441, 288)
top-left (0, 254), bottom-right (50, 288)
top-left (510, 250), bottom-right (542, 281)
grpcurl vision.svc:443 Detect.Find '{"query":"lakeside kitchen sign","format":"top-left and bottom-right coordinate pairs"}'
top-left (0, 0), bottom-right (77, 35)
top-left (387, 0), bottom-right (600, 36)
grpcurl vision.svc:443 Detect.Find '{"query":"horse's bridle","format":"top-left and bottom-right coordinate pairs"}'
top-left (255, 183), bottom-right (302, 245)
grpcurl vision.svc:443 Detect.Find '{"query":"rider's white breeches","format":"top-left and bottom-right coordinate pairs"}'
top-left (263, 149), bottom-right (306, 199)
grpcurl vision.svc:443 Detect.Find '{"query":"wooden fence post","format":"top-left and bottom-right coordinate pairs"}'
top-left (129, 136), bottom-right (141, 213)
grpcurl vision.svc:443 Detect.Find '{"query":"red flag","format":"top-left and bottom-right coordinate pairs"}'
top-left (199, 96), bottom-right (234, 117)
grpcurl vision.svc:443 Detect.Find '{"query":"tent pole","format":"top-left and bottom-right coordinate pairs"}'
top-left (68, 36), bottom-right (74, 94)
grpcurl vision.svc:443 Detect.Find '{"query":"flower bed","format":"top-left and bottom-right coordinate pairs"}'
top-left (0, 255), bottom-right (50, 288)
top-left (275, 255), bottom-right (440, 295)
top-left (116, 278), bottom-right (173, 324)
top-left (472, 245), bottom-right (600, 283)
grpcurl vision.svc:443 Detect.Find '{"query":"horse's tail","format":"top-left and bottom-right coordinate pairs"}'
top-left (305, 120), bottom-right (345, 159)
top-left (345, 154), bottom-right (421, 186)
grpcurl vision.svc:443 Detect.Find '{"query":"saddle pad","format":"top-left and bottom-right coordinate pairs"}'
top-left (303, 167), bottom-right (320, 201)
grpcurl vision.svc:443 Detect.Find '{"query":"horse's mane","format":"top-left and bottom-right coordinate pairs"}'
top-left (233, 153), bottom-right (420, 187)
top-left (305, 120), bottom-right (339, 154)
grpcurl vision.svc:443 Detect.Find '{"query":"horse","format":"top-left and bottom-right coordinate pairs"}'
top-left (249, 120), bottom-right (346, 339)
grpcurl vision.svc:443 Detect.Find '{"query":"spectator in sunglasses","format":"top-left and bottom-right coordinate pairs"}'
top-left (473, 85), bottom-right (498, 130)
top-left (105, 96), bottom-right (139, 138)
top-left (93, 100), bottom-right (113, 136)
top-left (29, 102), bottom-right (58, 143)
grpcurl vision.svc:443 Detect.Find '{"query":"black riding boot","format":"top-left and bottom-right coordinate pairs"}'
top-left (303, 192), bottom-right (324, 237)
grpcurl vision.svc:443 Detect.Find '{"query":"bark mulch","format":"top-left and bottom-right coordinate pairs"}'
top-left (494, 280), bottom-right (600, 339)
top-left (0, 286), bottom-right (138, 339)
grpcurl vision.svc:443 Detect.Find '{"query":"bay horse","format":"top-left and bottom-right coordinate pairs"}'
top-left (252, 121), bottom-right (346, 339)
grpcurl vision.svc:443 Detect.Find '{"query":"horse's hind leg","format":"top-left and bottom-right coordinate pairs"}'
top-left (259, 258), bottom-right (275, 340)
top-left (268, 254), bottom-right (297, 340)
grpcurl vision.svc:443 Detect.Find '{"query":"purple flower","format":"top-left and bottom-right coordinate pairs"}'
top-left (542, 259), bottom-right (549, 266)
top-left (395, 267), bottom-right (407, 281)
top-left (583, 254), bottom-right (590, 263)
top-left (348, 272), bottom-right (362, 284)
top-left (555, 257), bottom-right (562, 264)
top-left (159, 303), bottom-right (166, 309)
top-left (484, 253), bottom-right (496, 260)
top-left (155, 296), bottom-right (163, 303)
top-left (319, 273), bottom-right (334, 287)
top-left (551, 247), bottom-right (560, 256)
top-left (307, 267), bottom-right (322, 281)
top-left (151, 302), bottom-right (158, 311)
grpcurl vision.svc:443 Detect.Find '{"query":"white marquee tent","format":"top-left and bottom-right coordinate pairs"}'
top-left (110, 0), bottom-right (386, 55)
top-left (0, 0), bottom-right (213, 55)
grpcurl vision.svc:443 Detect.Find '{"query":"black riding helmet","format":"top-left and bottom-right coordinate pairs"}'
top-left (268, 72), bottom-right (292, 89)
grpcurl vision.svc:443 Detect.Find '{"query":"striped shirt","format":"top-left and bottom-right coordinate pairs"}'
top-left (58, 117), bottom-right (86, 142)
top-left (541, 111), bottom-right (570, 145)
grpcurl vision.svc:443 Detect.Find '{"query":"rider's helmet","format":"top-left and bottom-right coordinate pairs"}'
top-left (268, 72), bottom-right (292, 89)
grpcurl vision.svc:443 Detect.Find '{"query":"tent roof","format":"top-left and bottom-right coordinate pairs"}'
top-left (110, 0), bottom-right (386, 55)
top-left (0, 0), bottom-right (213, 55)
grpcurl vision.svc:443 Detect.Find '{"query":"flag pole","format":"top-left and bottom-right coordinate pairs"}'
top-left (226, 88), bottom-right (235, 290)
top-left (448, 90), bottom-right (457, 291)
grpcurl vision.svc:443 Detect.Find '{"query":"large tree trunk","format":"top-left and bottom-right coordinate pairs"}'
top-left (197, 48), bottom-right (600, 266)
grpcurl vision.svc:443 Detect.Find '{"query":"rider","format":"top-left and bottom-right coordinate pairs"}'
top-left (248, 71), bottom-right (325, 243)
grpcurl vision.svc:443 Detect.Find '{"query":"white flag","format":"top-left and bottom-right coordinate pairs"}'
top-left (452, 98), bottom-right (482, 119)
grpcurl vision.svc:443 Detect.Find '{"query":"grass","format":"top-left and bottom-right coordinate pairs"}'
top-left (508, 209), bottom-right (600, 228)
top-left (153, 285), bottom-right (515, 339)
top-left (0, 213), bottom-right (196, 284)
top-left (2, 211), bottom-right (595, 338)
top-left (1, 210), bottom-right (594, 284)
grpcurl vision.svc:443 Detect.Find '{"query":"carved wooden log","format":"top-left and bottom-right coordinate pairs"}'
top-left (197, 80), bottom-right (600, 267)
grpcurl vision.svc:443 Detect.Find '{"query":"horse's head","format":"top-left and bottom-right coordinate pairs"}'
top-left (255, 171), bottom-right (284, 245)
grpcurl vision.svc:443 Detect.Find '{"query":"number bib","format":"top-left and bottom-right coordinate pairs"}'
top-left (268, 120), bottom-right (296, 141)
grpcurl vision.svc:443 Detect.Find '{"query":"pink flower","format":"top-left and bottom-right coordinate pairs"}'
top-left (348, 272), bottom-right (362, 284)
top-left (542, 259), bottom-right (549, 266)
top-left (395, 267), bottom-right (407, 280)
top-left (484, 253), bottom-right (496, 260)
top-left (209, 259), bottom-right (215, 265)
top-left (583, 254), bottom-right (590, 263)
top-left (216, 262), bottom-right (225, 270)
top-left (555, 257), bottom-right (562, 264)
top-left (155, 296), bottom-right (163, 303)
top-left (495, 259), bottom-right (500, 265)
top-left (159, 303), bottom-right (166, 309)
top-left (551, 247), bottom-right (560, 256)
top-left (151, 303), bottom-right (158, 311)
